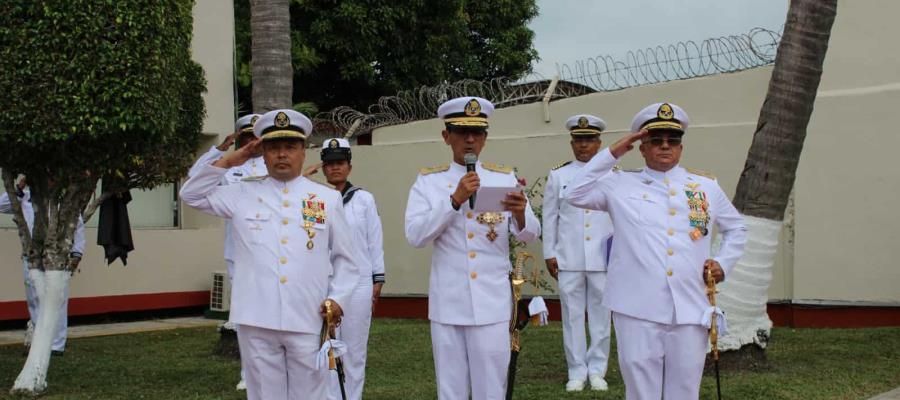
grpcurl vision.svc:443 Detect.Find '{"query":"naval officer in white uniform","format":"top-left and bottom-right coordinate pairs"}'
top-left (180, 109), bottom-right (361, 400)
top-left (186, 113), bottom-right (263, 390)
top-left (562, 102), bottom-right (747, 400)
top-left (405, 96), bottom-right (541, 400)
top-left (187, 113), bottom-right (265, 281)
top-left (317, 137), bottom-right (386, 400)
top-left (542, 114), bottom-right (614, 392)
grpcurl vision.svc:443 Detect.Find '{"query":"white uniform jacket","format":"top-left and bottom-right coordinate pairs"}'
top-left (563, 148), bottom-right (746, 325)
top-left (343, 188), bottom-right (385, 284)
top-left (187, 146), bottom-right (265, 262)
top-left (405, 161), bottom-right (541, 326)
top-left (542, 160), bottom-right (614, 271)
top-left (180, 163), bottom-right (361, 334)
top-left (0, 189), bottom-right (85, 255)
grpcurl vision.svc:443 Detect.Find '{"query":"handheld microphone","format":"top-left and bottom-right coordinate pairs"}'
top-left (464, 153), bottom-right (477, 209)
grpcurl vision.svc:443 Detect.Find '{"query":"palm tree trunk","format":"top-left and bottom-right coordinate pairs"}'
top-left (250, 0), bottom-right (293, 113)
top-left (717, 0), bottom-right (838, 352)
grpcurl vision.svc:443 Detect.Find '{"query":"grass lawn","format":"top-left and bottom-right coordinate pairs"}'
top-left (1, 319), bottom-right (898, 399)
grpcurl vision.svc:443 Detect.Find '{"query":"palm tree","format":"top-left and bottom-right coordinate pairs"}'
top-left (717, 0), bottom-right (838, 353)
top-left (250, 0), bottom-right (293, 112)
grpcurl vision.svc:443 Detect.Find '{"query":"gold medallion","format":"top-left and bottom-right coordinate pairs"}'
top-left (476, 212), bottom-right (505, 242)
top-left (690, 228), bottom-right (703, 241)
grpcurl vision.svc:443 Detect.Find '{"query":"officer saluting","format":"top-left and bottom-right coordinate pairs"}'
top-left (563, 103), bottom-right (747, 400)
top-left (542, 114), bottom-right (614, 392)
top-left (186, 113), bottom-right (263, 390)
top-left (180, 109), bottom-right (361, 400)
top-left (405, 97), bottom-right (540, 400)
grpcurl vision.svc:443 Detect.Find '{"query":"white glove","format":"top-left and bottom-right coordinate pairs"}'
top-left (528, 296), bottom-right (549, 326)
top-left (316, 339), bottom-right (348, 370)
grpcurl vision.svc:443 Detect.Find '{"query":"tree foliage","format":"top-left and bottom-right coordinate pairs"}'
top-left (0, 0), bottom-right (206, 268)
top-left (235, 0), bottom-right (539, 111)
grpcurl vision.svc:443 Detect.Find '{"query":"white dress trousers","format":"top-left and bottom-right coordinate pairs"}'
top-left (238, 324), bottom-right (328, 400)
top-left (613, 312), bottom-right (708, 400)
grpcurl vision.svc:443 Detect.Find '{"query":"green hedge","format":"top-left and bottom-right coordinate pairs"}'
top-left (0, 0), bottom-right (206, 188)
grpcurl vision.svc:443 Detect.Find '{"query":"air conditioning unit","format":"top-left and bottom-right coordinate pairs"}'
top-left (210, 271), bottom-right (232, 312)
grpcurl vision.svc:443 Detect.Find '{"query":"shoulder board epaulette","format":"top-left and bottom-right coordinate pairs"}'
top-left (482, 162), bottom-right (513, 174)
top-left (622, 167), bottom-right (643, 173)
top-left (241, 175), bottom-right (268, 182)
top-left (307, 177), bottom-right (335, 189)
top-left (552, 161), bottom-right (572, 171)
top-left (686, 167), bottom-right (716, 180)
top-left (419, 164), bottom-right (449, 175)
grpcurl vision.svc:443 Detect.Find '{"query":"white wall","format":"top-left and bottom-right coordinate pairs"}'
top-left (2, 0), bottom-right (898, 307)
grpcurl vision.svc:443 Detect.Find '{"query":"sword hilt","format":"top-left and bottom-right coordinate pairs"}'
top-left (325, 299), bottom-right (337, 370)
top-left (706, 267), bottom-right (719, 360)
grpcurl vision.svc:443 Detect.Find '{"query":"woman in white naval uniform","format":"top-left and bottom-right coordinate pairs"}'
top-left (563, 103), bottom-right (747, 400)
top-left (317, 138), bottom-right (386, 400)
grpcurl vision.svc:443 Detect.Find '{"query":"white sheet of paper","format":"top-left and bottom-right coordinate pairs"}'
top-left (473, 186), bottom-right (520, 212)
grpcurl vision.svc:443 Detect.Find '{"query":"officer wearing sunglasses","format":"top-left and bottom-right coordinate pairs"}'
top-left (562, 102), bottom-right (747, 400)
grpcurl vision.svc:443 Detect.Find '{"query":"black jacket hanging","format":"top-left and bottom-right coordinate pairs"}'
top-left (97, 185), bottom-right (134, 266)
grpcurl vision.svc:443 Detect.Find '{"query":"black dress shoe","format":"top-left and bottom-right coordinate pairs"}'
top-left (51, 350), bottom-right (65, 357)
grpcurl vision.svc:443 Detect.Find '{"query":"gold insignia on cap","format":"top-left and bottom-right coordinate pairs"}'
top-left (577, 116), bottom-right (589, 128)
top-left (274, 112), bottom-right (290, 128)
top-left (329, 139), bottom-right (339, 148)
top-left (657, 103), bottom-right (674, 120)
top-left (464, 99), bottom-right (481, 116)
top-left (250, 115), bottom-right (259, 125)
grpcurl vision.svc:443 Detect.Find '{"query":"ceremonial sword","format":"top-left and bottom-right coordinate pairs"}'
top-left (506, 251), bottom-right (535, 400)
top-left (323, 300), bottom-right (348, 400)
top-left (706, 267), bottom-right (722, 400)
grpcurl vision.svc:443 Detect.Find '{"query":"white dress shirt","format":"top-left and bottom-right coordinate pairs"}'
top-left (405, 161), bottom-right (541, 326)
top-left (343, 187), bottom-right (385, 284)
top-left (542, 160), bottom-right (614, 271)
top-left (180, 163), bottom-right (361, 334)
top-left (563, 148), bottom-right (747, 325)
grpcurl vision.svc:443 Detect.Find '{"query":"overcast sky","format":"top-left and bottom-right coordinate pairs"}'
top-left (528, 0), bottom-right (789, 77)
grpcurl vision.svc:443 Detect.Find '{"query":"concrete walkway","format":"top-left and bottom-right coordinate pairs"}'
top-left (871, 387), bottom-right (900, 400)
top-left (0, 317), bottom-right (220, 346)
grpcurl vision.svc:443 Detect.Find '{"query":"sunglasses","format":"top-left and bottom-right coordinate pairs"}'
top-left (645, 136), bottom-right (682, 146)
